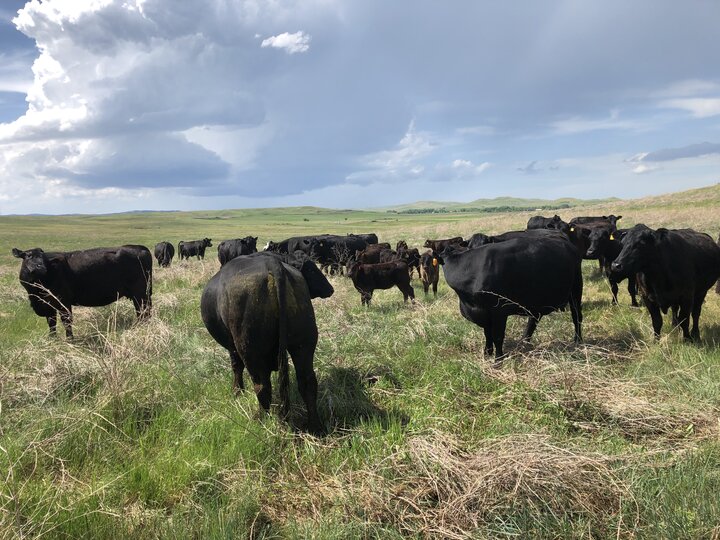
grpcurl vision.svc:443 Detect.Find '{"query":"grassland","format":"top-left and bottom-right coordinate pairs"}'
top-left (1, 184), bottom-right (719, 539)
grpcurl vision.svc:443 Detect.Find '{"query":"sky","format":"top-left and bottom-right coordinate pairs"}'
top-left (0, 0), bottom-right (719, 215)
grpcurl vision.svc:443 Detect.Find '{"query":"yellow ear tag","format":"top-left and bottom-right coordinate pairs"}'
top-left (432, 258), bottom-right (438, 267)
top-left (609, 234), bottom-right (615, 240)
top-left (570, 227), bottom-right (575, 232)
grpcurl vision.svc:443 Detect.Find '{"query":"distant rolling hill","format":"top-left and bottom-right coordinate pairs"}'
top-left (376, 196), bottom-right (622, 214)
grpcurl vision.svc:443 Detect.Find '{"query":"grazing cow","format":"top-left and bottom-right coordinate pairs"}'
top-left (217, 236), bottom-right (258, 265)
top-left (154, 241), bottom-right (175, 268)
top-left (610, 224), bottom-right (720, 341)
top-left (527, 214), bottom-right (569, 232)
top-left (569, 215), bottom-right (622, 231)
top-left (12, 245), bottom-right (152, 338)
top-left (348, 260), bottom-right (416, 306)
top-left (419, 251), bottom-right (440, 296)
top-left (438, 230), bottom-right (583, 365)
top-left (423, 237), bottom-right (466, 252)
top-left (200, 252), bottom-right (334, 433)
top-left (585, 228), bottom-right (638, 306)
top-left (179, 238), bottom-right (212, 260)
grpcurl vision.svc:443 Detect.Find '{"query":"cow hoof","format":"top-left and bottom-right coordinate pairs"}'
top-left (492, 359), bottom-right (503, 369)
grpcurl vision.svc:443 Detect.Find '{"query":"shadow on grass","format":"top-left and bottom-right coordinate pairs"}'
top-left (309, 366), bottom-right (407, 434)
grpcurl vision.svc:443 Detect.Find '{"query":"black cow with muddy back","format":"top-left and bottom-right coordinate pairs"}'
top-left (610, 224), bottom-right (720, 341)
top-left (438, 229), bottom-right (583, 366)
top-left (179, 238), bottom-right (212, 260)
top-left (201, 252), bottom-right (334, 434)
top-left (154, 241), bottom-right (175, 267)
top-left (12, 245), bottom-right (152, 338)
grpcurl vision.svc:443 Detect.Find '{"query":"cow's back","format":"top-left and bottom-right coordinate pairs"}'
top-left (443, 237), bottom-right (579, 314)
top-left (64, 245), bottom-right (151, 306)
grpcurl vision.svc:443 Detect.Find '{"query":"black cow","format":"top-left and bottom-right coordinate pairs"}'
top-left (179, 238), bottom-right (212, 260)
top-left (467, 233), bottom-right (493, 249)
top-left (348, 260), bottom-right (416, 306)
top-left (527, 214), bottom-right (569, 232)
top-left (585, 228), bottom-right (638, 306)
top-left (397, 245), bottom-right (421, 278)
top-left (438, 230), bottom-right (583, 365)
top-left (217, 236), bottom-right (258, 266)
top-left (717, 234), bottom-right (720, 295)
top-left (419, 251), bottom-right (440, 296)
top-left (348, 233), bottom-right (379, 245)
top-left (569, 215), bottom-right (622, 231)
top-left (201, 252), bottom-right (334, 433)
top-left (610, 225), bottom-right (720, 341)
top-left (424, 237), bottom-right (466, 251)
top-left (12, 245), bottom-right (152, 338)
top-left (154, 241), bottom-right (175, 268)
top-left (309, 235), bottom-right (368, 274)
top-left (264, 235), bottom-right (329, 255)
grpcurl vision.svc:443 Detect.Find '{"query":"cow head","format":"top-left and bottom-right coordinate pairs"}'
top-left (264, 241), bottom-right (277, 252)
top-left (242, 236), bottom-right (258, 253)
top-left (610, 224), bottom-right (659, 277)
top-left (585, 227), bottom-right (612, 259)
top-left (299, 259), bottom-right (334, 298)
top-left (12, 248), bottom-right (51, 280)
top-left (396, 240), bottom-right (408, 251)
top-left (204, 238), bottom-right (213, 248)
top-left (423, 239), bottom-right (433, 248)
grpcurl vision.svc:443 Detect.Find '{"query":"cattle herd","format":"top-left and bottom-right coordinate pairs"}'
top-left (11, 215), bottom-right (720, 433)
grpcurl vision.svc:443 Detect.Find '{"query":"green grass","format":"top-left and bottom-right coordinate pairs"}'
top-left (1, 184), bottom-right (719, 538)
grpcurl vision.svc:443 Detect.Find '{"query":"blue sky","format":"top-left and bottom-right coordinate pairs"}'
top-left (1, 0), bottom-right (719, 214)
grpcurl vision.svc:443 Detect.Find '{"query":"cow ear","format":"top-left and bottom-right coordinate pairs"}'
top-left (616, 215), bottom-right (622, 220)
top-left (12, 248), bottom-right (25, 259)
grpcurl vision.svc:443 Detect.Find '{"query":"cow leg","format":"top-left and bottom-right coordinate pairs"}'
top-left (401, 283), bottom-right (415, 304)
top-left (646, 301), bottom-right (663, 338)
top-left (47, 313), bottom-right (58, 335)
top-left (570, 274), bottom-right (583, 344)
top-left (432, 279), bottom-right (438, 297)
top-left (609, 278), bottom-right (619, 305)
top-left (61, 308), bottom-right (73, 339)
top-left (422, 280), bottom-right (429, 295)
top-left (677, 302), bottom-right (693, 341)
top-left (483, 324), bottom-right (494, 356)
top-left (690, 291), bottom-right (707, 341)
top-left (290, 347), bottom-right (321, 434)
top-left (628, 276), bottom-right (639, 307)
top-left (250, 370), bottom-right (272, 413)
top-left (230, 350), bottom-right (245, 393)
top-left (491, 314), bottom-right (508, 367)
top-left (522, 316), bottom-right (539, 342)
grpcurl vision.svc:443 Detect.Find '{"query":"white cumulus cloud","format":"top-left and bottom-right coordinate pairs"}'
top-left (261, 31), bottom-right (311, 54)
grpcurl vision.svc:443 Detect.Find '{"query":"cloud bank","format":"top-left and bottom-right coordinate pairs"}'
top-left (0, 0), bottom-right (719, 213)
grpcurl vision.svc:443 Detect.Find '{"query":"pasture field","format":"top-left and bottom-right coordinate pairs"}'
top-left (1, 184), bottom-right (719, 539)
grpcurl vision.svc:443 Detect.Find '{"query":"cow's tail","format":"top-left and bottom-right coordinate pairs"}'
top-left (272, 260), bottom-right (290, 418)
